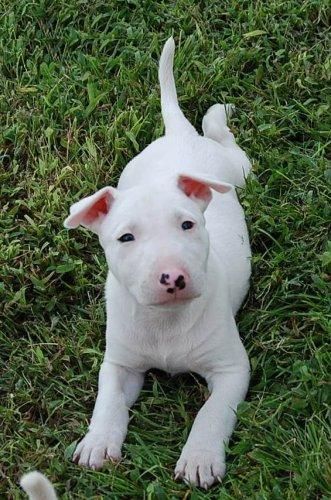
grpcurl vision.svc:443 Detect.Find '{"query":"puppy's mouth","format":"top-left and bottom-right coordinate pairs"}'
top-left (147, 292), bottom-right (201, 308)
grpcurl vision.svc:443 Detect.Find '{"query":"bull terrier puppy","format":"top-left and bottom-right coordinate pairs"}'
top-left (64, 37), bottom-right (252, 489)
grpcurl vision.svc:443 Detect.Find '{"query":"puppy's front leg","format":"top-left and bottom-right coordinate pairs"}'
top-left (175, 364), bottom-right (250, 489)
top-left (73, 360), bottom-right (144, 470)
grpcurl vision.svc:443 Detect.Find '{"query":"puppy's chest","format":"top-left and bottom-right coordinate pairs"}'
top-left (109, 309), bottom-right (222, 375)
top-left (139, 333), bottom-right (204, 374)
top-left (148, 342), bottom-right (190, 374)
top-left (108, 324), bottom-right (199, 374)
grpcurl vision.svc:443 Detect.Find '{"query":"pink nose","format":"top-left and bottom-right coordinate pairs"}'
top-left (159, 270), bottom-right (188, 294)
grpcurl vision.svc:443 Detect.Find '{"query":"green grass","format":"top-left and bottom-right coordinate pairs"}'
top-left (1, 0), bottom-right (330, 498)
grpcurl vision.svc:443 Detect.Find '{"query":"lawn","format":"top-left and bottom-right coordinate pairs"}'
top-left (0, 0), bottom-right (330, 498)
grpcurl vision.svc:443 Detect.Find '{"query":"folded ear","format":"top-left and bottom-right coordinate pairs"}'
top-left (177, 174), bottom-right (232, 211)
top-left (64, 186), bottom-right (117, 233)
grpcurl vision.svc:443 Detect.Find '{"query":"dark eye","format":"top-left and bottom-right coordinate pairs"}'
top-left (118, 233), bottom-right (135, 243)
top-left (181, 220), bottom-right (194, 231)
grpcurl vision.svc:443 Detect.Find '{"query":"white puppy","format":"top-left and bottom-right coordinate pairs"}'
top-left (64, 37), bottom-right (252, 489)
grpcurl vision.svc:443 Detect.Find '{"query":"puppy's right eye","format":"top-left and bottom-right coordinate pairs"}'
top-left (181, 220), bottom-right (194, 231)
top-left (118, 233), bottom-right (135, 243)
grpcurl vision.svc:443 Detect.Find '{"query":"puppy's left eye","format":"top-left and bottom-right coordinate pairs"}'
top-left (118, 233), bottom-right (135, 243)
top-left (181, 220), bottom-right (194, 231)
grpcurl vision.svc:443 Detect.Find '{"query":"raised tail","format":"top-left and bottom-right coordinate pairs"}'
top-left (158, 37), bottom-right (197, 136)
top-left (20, 471), bottom-right (57, 500)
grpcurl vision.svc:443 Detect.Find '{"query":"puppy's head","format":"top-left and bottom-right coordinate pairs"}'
top-left (64, 174), bottom-right (232, 307)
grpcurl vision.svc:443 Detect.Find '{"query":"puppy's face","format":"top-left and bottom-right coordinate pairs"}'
top-left (64, 174), bottom-right (231, 307)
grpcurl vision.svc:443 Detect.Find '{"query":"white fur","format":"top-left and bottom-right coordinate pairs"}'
top-left (20, 471), bottom-right (57, 500)
top-left (65, 37), bottom-right (252, 489)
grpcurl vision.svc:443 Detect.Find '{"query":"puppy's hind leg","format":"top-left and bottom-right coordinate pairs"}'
top-left (202, 103), bottom-right (236, 146)
top-left (202, 103), bottom-right (252, 187)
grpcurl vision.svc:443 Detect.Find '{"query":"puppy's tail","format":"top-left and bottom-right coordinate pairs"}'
top-left (158, 37), bottom-right (197, 136)
top-left (20, 471), bottom-right (57, 500)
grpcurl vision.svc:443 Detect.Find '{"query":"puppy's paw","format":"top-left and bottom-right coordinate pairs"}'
top-left (175, 448), bottom-right (226, 489)
top-left (73, 431), bottom-right (121, 470)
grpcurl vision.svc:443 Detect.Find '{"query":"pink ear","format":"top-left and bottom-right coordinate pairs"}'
top-left (179, 177), bottom-right (212, 202)
top-left (178, 174), bottom-right (232, 210)
top-left (64, 186), bottom-right (116, 232)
